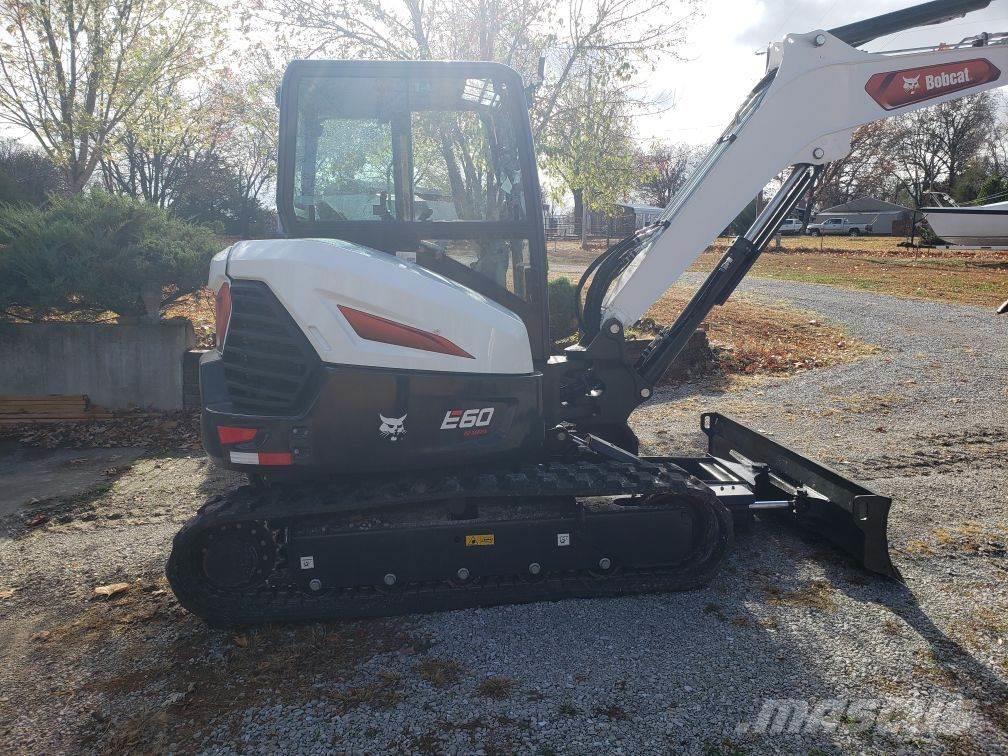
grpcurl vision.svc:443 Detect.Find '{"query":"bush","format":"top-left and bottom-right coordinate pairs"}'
top-left (549, 277), bottom-right (579, 343)
top-left (0, 140), bottom-right (67, 207)
top-left (0, 191), bottom-right (220, 321)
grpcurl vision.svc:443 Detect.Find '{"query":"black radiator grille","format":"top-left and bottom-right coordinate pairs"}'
top-left (222, 280), bottom-right (319, 415)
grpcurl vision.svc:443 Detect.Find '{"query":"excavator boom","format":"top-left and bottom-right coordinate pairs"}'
top-left (599, 3), bottom-right (1007, 331)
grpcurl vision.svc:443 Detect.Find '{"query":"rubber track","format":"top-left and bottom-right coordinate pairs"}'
top-left (166, 459), bottom-right (734, 627)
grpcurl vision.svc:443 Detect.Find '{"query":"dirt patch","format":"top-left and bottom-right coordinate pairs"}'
top-left (549, 236), bottom-right (1008, 308)
top-left (15, 573), bottom-right (428, 752)
top-left (164, 288), bottom-right (216, 348)
top-left (644, 287), bottom-right (873, 379)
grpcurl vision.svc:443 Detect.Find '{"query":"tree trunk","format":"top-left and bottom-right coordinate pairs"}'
top-left (581, 200), bottom-right (589, 249)
top-left (572, 188), bottom-right (583, 239)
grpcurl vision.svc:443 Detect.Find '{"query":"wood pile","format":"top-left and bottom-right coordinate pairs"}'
top-left (0, 395), bottom-right (114, 422)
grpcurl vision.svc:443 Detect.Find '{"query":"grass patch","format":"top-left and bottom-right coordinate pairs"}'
top-left (415, 657), bottom-right (464, 688)
top-left (594, 703), bottom-right (629, 720)
top-left (701, 239), bottom-right (1008, 308)
top-left (558, 701), bottom-right (581, 717)
top-left (765, 580), bottom-right (838, 612)
top-left (476, 676), bottom-right (516, 700)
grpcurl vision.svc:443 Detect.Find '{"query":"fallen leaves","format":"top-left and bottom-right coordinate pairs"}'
top-left (0, 588), bottom-right (15, 599)
top-left (93, 582), bottom-right (131, 599)
top-left (0, 410), bottom-right (202, 452)
top-left (644, 288), bottom-right (873, 381)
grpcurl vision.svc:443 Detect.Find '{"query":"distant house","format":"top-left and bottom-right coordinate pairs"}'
top-left (814, 198), bottom-right (913, 235)
top-left (578, 202), bottom-right (666, 239)
top-left (617, 202), bottom-right (665, 230)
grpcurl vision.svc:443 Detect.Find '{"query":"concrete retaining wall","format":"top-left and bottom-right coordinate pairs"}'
top-left (0, 321), bottom-right (196, 410)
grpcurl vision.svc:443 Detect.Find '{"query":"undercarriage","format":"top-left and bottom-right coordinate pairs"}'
top-left (168, 415), bottom-right (898, 626)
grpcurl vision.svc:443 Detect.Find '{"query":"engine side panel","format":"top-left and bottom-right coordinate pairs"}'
top-left (226, 238), bottom-right (534, 375)
top-left (201, 353), bottom-right (544, 475)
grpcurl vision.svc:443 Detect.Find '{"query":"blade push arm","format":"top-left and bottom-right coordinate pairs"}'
top-left (601, 9), bottom-right (1008, 329)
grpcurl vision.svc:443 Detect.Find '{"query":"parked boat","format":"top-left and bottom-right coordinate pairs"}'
top-left (921, 194), bottom-right (1008, 247)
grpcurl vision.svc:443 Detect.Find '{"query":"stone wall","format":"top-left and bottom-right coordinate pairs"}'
top-left (0, 321), bottom-right (196, 410)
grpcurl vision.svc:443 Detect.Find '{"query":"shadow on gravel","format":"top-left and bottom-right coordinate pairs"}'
top-left (819, 557), bottom-right (1008, 736)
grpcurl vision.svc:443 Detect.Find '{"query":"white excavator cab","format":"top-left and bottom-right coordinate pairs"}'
top-left (275, 61), bottom-right (552, 358)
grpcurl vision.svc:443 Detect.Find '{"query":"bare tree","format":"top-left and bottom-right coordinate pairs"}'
top-left (808, 122), bottom-right (896, 211)
top-left (634, 140), bottom-right (702, 207)
top-left (0, 0), bottom-right (223, 192)
top-left (930, 94), bottom-right (996, 193)
top-left (251, 0), bottom-right (700, 226)
top-left (216, 64), bottom-right (280, 235)
top-left (100, 84), bottom-right (225, 207)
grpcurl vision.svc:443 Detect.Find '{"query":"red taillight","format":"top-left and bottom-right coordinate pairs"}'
top-left (257, 452), bottom-right (293, 466)
top-left (215, 281), bottom-right (232, 350)
top-left (217, 425), bottom-right (258, 444)
top-left (338, 305), bottom-right (474, 359)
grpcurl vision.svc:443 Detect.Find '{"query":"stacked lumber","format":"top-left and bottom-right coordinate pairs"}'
top-left (0, 394), bottom-right (114, 421)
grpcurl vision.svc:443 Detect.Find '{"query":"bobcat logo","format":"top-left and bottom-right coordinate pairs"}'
top-left (903, 75), bottom-right (920, 94)
top-left (379, 413), bottom-right (407, 442)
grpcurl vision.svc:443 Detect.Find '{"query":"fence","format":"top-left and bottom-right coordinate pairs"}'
top-left (544, 210), bottom-right (639, 243)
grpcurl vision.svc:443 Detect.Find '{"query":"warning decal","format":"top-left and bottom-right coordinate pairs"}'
top-left (465, 534), bottom-right (495, 546)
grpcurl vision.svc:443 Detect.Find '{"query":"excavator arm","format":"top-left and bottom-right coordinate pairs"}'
top-left (587, 0), bottom-right (1006, 345)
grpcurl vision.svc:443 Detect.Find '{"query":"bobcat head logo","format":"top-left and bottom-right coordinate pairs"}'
top-left (903, 75), bottom-right (920, 94)
top-left (379, 413), bottom-right (407, 442)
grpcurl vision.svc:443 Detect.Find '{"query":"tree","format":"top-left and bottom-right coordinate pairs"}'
top-left (930, 94), bottom-right (996, 193)
top-left (213, 64), bottom-right (280, 236)
top-left (0, 0), bottom-right (223, 192)
top-left (100, 58), bottom-right (280, 236)
top-left (0, 140), bottom-right (67, 206)
top-left (807, 121), bottom-right (896, 212)
top-left (635, 140), bottom-right (702, 207)
top-left (252, 0), bottom-right (700, 230)
top-left (539, 62), bottom-right (638, 244)
top-left (99, 83), bottom-right (222, 207)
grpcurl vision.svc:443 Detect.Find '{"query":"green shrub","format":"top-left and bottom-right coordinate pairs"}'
top-left (0, 191), bottom-right (219, 321)
top-left (549, 277), bottom-right (579, 343)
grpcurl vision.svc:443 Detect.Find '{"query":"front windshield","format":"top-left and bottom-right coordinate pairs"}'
top-left (293, 75), bottom-right (527, 225)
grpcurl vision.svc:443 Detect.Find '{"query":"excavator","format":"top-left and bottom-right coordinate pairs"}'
top-left (169, 0), bottom-right (1006, 626)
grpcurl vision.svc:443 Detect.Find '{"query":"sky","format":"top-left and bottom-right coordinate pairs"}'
top-left (638, 0), bottom-right (1008, 146)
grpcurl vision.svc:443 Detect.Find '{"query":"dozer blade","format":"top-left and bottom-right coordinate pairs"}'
top-left (693, 413), bottom-right (902, 581)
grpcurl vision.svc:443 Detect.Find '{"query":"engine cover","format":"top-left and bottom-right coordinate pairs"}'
top-left (224, 238), bottom-right (533, 374)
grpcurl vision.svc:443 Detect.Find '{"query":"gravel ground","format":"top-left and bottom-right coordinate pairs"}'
top-left (1, 277), bottom-right (1006, 755)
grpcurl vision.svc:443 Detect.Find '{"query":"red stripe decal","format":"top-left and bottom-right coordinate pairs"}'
top-left (338, 305), bottom-right (474, 359)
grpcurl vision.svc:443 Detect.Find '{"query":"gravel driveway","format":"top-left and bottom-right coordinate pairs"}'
top-left (1, 277), bottom-right (1006, 755)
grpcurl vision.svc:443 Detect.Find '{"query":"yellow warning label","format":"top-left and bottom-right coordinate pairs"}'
top-left (465, 534), bottom-right (495, 546)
